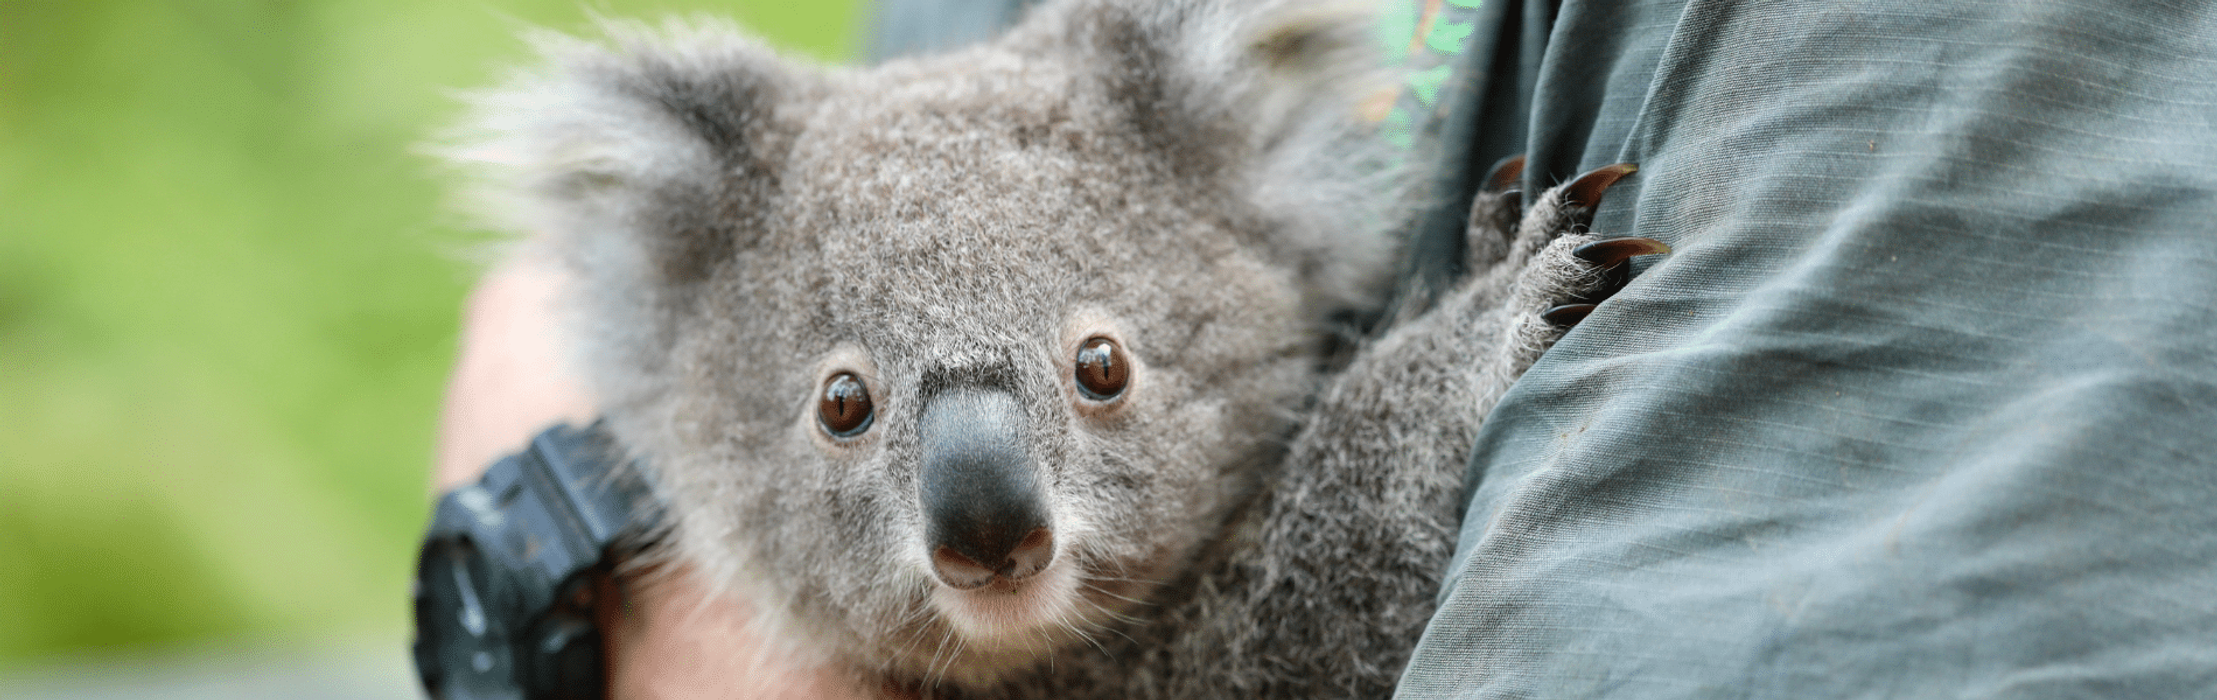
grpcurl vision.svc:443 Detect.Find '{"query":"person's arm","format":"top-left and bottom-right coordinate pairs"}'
top-left (434, 253), bottom-right (872, 700)
top-left (433, 253), bottom-right (594, 490)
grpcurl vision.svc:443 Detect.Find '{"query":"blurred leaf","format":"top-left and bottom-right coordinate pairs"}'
top-left (0, 0), bottom-right (862, 667)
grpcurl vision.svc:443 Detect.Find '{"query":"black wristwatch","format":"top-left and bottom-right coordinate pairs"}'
top-left (412, 422), bottom-right (659, 700)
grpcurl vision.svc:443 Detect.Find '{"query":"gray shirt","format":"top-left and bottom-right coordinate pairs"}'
top-left (1399, 1), bottom-right (2217, 697)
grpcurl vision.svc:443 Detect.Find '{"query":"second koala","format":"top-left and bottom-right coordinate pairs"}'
top-left (447, 0), bottom-right (1663, 696)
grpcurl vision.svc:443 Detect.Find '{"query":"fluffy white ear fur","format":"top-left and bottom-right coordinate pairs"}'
top-left (436, 18), bottom-right (821, 418)
top-left (439, 17), bottom-right (809, 278)
top-left (1059, 0), bottom-right (1415, 319)
top-left (444, 1), bottom-right (1409, 328)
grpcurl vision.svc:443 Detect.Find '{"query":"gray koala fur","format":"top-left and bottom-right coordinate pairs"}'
top-left (444, 0), bottom-right (1628, 696)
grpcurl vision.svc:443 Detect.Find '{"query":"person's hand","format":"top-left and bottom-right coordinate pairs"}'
top-left (598, 565), bottom-right (874, 699)
top-left (436, 253), bottom-right (875, 699)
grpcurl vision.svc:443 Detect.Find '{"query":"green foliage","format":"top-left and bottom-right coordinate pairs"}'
top-left (0, 0), bottom-right (859, 666)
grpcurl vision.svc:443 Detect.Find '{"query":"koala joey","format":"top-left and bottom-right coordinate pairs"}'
top-left (444, 0), bottom-right (1666, 696)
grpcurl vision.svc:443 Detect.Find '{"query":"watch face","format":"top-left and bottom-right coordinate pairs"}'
top-left (414, 534), bottom-right (524, 700)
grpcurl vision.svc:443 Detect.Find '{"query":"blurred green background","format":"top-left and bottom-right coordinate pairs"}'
top-left (0, 0), bottom-right (859, 671)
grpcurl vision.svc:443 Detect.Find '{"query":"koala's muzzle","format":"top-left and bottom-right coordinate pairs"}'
top-left (918, 388), bottom-right (1055, 590)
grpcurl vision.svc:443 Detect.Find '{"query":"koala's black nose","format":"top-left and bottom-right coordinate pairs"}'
top-left (918, 388), bottom-right (1054, 590)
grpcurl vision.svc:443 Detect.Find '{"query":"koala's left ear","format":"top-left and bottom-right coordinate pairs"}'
top-left (441, 18), bottom-right (812, 286)
top-left (1031, 0), bottom-right (1411, 318)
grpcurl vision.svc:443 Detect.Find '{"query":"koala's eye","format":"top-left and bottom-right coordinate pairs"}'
top-left (1073, 337), bottom-right (1130, 401)
top-left (819, 373), bottom-right (874, 437)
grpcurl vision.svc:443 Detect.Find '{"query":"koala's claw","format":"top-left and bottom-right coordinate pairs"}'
top-left (1572, 237), bottom-right (1672, 270)
top-left (1523, 170), bottom-right (1665, 330)
top-left (1485, 154), bottom-right (1528, 192)
top-left (1475, 162), bottom-right (1666, 332)
top-left (1562, 162), bottom-right (1639, 212)
top-left (1466, 153), bottom-right (1532, 269)
top-left (1542, 303), bottom-right (1599, 327)
top-left (1566, 237), bottom-right (1670, 312)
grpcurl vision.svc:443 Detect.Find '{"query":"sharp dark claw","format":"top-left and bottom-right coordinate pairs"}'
top-left (1572, 237), bottom-right (1672, 269)
top-left (1562, 163), bottom-right (1638, 210)
top-left (1542, 303), bottom-right (1597, 327)
top-left (1486, 154), bottom-right (1527, 193)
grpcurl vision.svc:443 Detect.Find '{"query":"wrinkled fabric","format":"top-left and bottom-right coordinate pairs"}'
top-left (1401, 1), bottom-right (2217, 697)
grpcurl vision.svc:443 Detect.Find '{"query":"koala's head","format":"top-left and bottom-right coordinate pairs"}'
top-left (449, 0), bottom-right (1407, 686)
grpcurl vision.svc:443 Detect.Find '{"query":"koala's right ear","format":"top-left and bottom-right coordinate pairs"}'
top-left (443, 19), bottom-right (809, 285)
top-left (1017, 0), bottom-right (1413, 321)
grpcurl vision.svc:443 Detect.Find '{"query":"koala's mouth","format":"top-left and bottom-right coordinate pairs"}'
top-left (927, 556), bottom-right (1085, 643)
top-left (930, 527), bottom-right (1056, 590)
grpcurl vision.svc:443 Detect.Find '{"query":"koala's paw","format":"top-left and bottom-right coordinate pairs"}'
top-left (1461, 155), bottom-right (1534, 270)
top-left (1470, 158), bottom-right (1668, 358)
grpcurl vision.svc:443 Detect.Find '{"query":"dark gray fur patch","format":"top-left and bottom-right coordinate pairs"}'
top-left (605, 50), bottom-right (792, 284)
